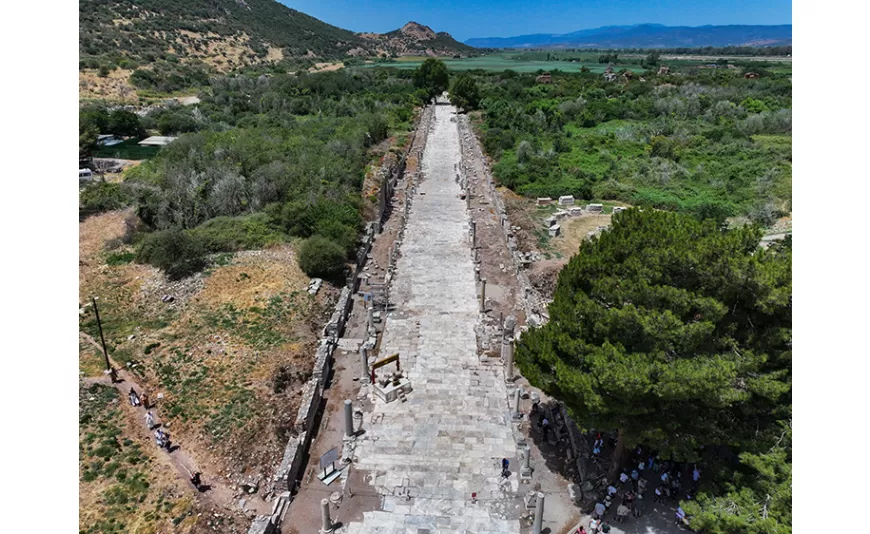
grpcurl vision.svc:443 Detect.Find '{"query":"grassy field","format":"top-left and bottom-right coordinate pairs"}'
top-left (93, 139), bottom-right (161, 160)
top-left (362, 55), bottom-right (645, 73)
top-left (79, 210), bottom-right (330, 498)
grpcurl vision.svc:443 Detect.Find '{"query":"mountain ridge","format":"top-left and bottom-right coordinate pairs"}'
top-left (465, 24), bottom-right (792, 49)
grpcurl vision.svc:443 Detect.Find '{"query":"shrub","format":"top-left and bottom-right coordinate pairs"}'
top-left (136, 229), bottom-right (207, 280)
top-left (297, 235), bottom-right (346, 280)
top-left (187, 214), bottom-right (285, 253)
top-left (80, 183), bottom-right (133, 216)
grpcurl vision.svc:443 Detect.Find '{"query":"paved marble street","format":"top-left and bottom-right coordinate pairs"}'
top-left (344, 103), bottom-right (522, 533)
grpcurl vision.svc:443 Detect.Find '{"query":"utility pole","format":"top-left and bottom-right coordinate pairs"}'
top-left (92, 297), bottom-right (114, 380)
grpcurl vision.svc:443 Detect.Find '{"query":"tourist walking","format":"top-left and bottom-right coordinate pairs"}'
top-left (501, 458), bottom-right (510, 478)
top-left (541, 418), bottom-right (550, 441)
top-left (129, 388), bottom-right (140, 407)
top-left (190, 471), bottom-right (202, 490)
top-left (140, 392), bottom-right (150, 409)
top-left (145, 411), bottom-right (155, 430)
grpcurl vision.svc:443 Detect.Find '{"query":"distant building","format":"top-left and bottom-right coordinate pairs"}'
top-left (658, 66), bottom-right (670, 75)
top-left (535, 72), bottom-right (552, 84)
top-left (744, 72), bottom-right (760, 79)
top-left (138, 136), bottom-right (178, 146)
top-left (97, 134), bottom-right (123, 147)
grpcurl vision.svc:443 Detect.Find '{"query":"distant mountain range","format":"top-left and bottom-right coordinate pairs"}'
top-left (465, 24), bottom-right (792, 49)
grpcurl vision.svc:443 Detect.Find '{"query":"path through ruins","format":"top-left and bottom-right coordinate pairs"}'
top-left (344, 103), bottom-right (522, 533)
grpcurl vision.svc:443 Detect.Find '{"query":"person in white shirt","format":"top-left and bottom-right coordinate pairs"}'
top-left (616, 503), bottom-right (630, 522)
top-left (607, 484), bottom-right (618, 497)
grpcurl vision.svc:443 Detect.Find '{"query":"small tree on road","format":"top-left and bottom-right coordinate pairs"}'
top-left (413, 58), bottom-right (449, 103)
top-left (449, 74), bottom-right (480, 112)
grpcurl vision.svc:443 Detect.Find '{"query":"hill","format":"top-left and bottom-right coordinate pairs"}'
top-left (464, 24), bottom-right (792, 49)
top-left (79, 1), bottom-right (471, 100)
top-left (80, 0), bottom-right (366, 69)
top-left (360, 21), bottom-right (475, 57)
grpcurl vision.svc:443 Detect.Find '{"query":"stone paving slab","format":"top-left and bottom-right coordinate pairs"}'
top-left (345, 104), bottom-right (521, 533)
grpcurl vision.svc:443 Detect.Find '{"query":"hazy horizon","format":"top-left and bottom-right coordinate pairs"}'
top-left (281, 0), bottom-right (792, 41)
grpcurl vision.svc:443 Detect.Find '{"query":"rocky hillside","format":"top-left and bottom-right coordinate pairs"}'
top-left (79, 2), bottom-right (472, 100)
top-left (360, 22), bottom-right (474, 57)
top-left (80, 0), bottom-right (365, 70)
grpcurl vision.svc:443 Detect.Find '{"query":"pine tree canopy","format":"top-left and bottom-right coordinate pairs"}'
top-left (516, 209), bottom-right (791, 461)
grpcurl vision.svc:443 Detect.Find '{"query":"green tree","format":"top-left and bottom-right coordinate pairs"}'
top-left (449, 74), bottom-right (481, 112)
top-left (80, 182), bottom-right (133, 216)
top-left (107, 110), bottom-right (144, 137)
top-left (682, 422), bottom-right (792, 534)
top-left (136, 229), bottom-right (207, 280)
top-left (515, 209), bottom-right (791, 477)
top-left (80, 106), bottom-right (109, 151)
top-left (297, 235), bottom-right (347, 280)
top-left (413, 58), bottom-right (449, 103)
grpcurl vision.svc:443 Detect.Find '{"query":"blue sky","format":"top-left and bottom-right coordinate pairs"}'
top-left (280, 1), bottom-right (792, 41)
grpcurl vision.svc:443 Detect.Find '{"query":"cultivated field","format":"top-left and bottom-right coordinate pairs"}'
top-left (363, 54), bottom-right (646, 73)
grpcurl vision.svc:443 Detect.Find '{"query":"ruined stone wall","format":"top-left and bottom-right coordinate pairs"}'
top-left (455, 114), bottom-right (549, 328)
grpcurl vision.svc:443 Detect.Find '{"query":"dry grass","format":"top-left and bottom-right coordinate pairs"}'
top-left (553, 213), bottom-right (613, 257)
top-left (308, 62), bottom-right (343, 73)
top-left (79, 212), bottom-right (330, 492)
top-left (174, 31), bottom-right (283, 72)
top-left (79, 68), bottom-right (138, 102)
top-left (78, 382), bottom-right (201, 534)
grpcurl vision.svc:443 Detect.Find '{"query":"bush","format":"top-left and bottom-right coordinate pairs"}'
top-left (136, 229), bottom-right (207, 280)
top-left (80, 183), bottom-right (133, 216)
top-left (187, 214), bottom-right (285, 253)
top-left (297, 236), bottom-right (346, 280)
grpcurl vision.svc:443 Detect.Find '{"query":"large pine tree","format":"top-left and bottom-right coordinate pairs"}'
top-left (516, 209), bottom-right (791, 473)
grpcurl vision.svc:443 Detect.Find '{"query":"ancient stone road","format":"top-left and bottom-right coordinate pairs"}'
top-left (344, 103), bottom-right (521, 533)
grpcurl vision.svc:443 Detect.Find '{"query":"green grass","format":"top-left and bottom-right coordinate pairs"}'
top-left (79, 383), bottom-right (155, 533)
top-left (360, 54), bottom-right (645, 73)
top-left (93, 139), bottom-right (161, 160)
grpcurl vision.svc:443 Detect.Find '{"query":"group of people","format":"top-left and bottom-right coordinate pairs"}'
top-left (577, 517), bottom-right (612, 534)
top-left (128, 388), bottom-right (168, 450)
top-left (121, 378), bottom-right (205, 491)
top-left (583, 444), bottom-right (702, 531)
top-left (128, 387), bottom-right (148, 409)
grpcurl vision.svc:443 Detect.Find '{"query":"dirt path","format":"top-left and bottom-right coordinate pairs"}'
top-left (80, 332), bottom-right (271, 516)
